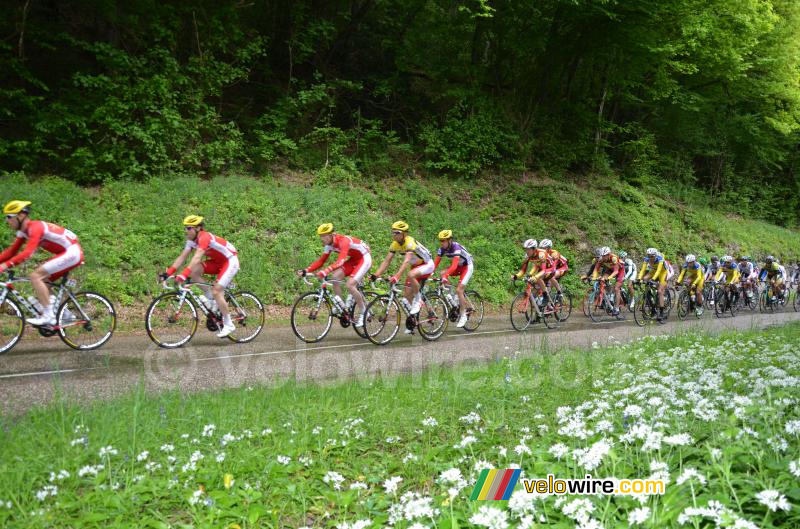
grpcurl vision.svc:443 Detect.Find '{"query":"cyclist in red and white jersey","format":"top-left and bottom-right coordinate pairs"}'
top-left (538, 239), bottom-right (569, 294)
top-left (298, 223), bottom-right (372, 327)
top-left (0, 200), bottom-right (85, 326)
top-left (163, 215), bottom-right (239, 338)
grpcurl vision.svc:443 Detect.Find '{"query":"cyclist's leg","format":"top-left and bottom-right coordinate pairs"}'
top-left (346, 254), bottom-right (372, 312)
top-left (35, 245), bottom-right (84, 318)
top-left (213, 257), bottom-right (239, 322)
top-left (456, 262), bottom-right (473, 312)
top-left (655, 270), bottom-right (667, 309)
top-left (330, 267), bottom-right (347, 299)
top-left (407, 261), bottom-right (434, 308)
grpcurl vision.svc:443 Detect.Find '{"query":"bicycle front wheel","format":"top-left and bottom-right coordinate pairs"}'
top-left (510, 292), bottom-right (534, 332)
top-left (0, 297), bottom-right (24, 355)
top-left (290, 292), bottom-right (333, 343)
top-left (146, 292), bottom-right (198, 348)
top-left (587, 292), bottom-right (606, 323)
top-left (554, 290), bottom-right (573, 322)
top-left (352, 291), bottom-right (379, 339)
top-left (462, 290), bottom-right (484, 331)
top-left (417, 294), bottom-right (448, 341)
top-left (57, 291), bottom-right (116, 350)
top-left (676, 290), bottom-right (690, 320)
top-left (226, 291), bottom-right (265, 343)
top-left (364, 295), bottom-right (401, 345)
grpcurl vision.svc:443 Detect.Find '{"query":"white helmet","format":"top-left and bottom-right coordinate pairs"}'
top-left (722, 255), bottom-right (733, 263)
top-left (539, 239), bottom-right (553, 249)
top-left (523, 239), bottom-right (538, 249)
top-left (594, 247), bottom-right (604, 258)
top-left (646, 247), bottom-right (658, 256)
top-left (685, 254), bottom-right (696, 263)
top-left (601, 246), bottom-right (611, 256)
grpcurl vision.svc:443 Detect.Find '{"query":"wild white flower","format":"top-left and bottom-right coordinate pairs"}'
top-left (785, 420), bottom-right (800, 435)
top-left (350, 482), bottom-right (368, 491)
top-left (548, 443), bottom-right (569, 460)
top-left (789, 459), bottom-right (800, 478)
top-left (422, 416), bottom-right (438, 427)
top-left (386, 436), bottom-right (401, 444)
top-left (261, 428), bottom-right (273, 436)
top-left (277, 455), bottom-right (291, 465)
top-left (408, 524), bottom-right (429, 529)
top-left (459, 411), bottom-right (481, 424)
top-left (402, 453), bottom-right (419, 464)
top-left (573, 439), bottom-right (612, 471)
top-left (201, 424), bottom-right (216, 437)
top-left (187, 488), bottom-right (204, 506)
top-left (709, 448), bottom-right (722, 460)
top-left (77, 464), bottom-right (104, 477)
top-left (144, 462), bottom-right (161, 472)
top-left (663, 433), bottom-right (693, 446)
top-left (755, 490), bottom-right (791, 512)
top-left (98, 445), bottom-right (118, 457)
top-left (514, 443), bottom-right (532, 456)
top-left (438, 468), bottom-right (467, 490)
top-left (676, 468), bottom-right (707, 486)
top-left (180, 433), bottom-right (190, 439)
top-left (508, 489), bottom-right (539, 515)
top-left (469, 505), bottom-right (509, 529)
top-left (628, 506), bottom-right (650, 525)
top-left (160, 444), bottom-right (174, 453)
top-left (311, 426), bottom-right (322, 435)
top-left (136, 451), bottom-right (149, 462)
top-left (35, 485), bottom-right (58, 501)
top-left (220, 433), bottom-right (237, 446)
top-left (520, 395), bottom-right (531, 403)
top-left (69, 437), bottom-right (87, 447)
top-left (384, 476), bottom-right (403, 494)
top-left (624, 405), bottom-right (643, 417)
top-left (323, 471), bottom-right (345, 490)
top-left (215, 453), bottom-right (226, 463)
top-left (299, 456), bottom-right (313, 466)
top-left (49, 470), bottom-right (70, 482)
top-left (454, 435), bottom-right (477, 449)
top-left (561, 498), bottom-right (595, 524)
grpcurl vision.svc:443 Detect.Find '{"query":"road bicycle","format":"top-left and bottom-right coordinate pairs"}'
top-left (737, 279), bottom-right (760, 312)
top-left (290, 276), bottom-right (379, 343)
top-left (363, 278), bottom-right (448, 344)
top-left (676, 284), bottom-right (704, 320)
top-left (714, 283), bottom-right (739, 318)
top-left (703, 280), bottom-right (721, 310)
top-left (0, 270), bottom-right (116, 354)
top-left (509, 277), bottom-right (560, 331)
top-left (582, 279), bottom-right (625, 323)
top-left (759, 280), bottom-right (788, 313)
top-left (146, 278), bottom-right (264, 348)
top-left (633, 280), bottom-right (673, 326)
top-left (426, 278), bottom-right (484, 331)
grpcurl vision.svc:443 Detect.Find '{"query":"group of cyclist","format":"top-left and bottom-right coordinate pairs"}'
top-left (1, 198), bottom-right (798, 340)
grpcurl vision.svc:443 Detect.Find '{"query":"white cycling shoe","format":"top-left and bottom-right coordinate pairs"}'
top-left (216, 323), bottom-right (236, 338)
top-left (27, 314), bottom-right (57, 326)
top-left (456, 313), bottom-right (468, 328)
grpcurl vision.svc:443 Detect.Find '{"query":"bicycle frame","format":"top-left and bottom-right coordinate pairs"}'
top-left (0, 272), bottom-right (91, 329)
top-left (162, 279), bottom-right (249, 323)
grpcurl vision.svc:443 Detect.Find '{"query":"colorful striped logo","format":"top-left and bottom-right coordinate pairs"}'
top-left (470, 469), bottom-right (521, 500)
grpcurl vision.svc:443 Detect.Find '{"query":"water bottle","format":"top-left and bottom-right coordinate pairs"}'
top-left (445, 292), bottom-right (455, 306)
top-left (401, 298), bottom-right (411, 312)
top-left (333, 295), bottom-right (345, 315)
top-left (27, 296), bottom-right (44, 314)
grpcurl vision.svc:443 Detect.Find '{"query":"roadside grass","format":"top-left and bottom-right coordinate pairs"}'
top-left (2, 172), bottom-right (799, 312)
top-left (0, 323), bottom-right (798, 528)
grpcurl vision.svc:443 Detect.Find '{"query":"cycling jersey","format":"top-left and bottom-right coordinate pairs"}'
top-left (184, 231), bottom-right (237, 262)
top-left (434, 241), bottom-right (474, 285)
top-left (738, 261), bottom-right (758, 280)
top-left (307, 234), bottom-right (371, 277)
top-left (637, 255), bottom-right (668, 285)
top-left (759, 262), bottom-right (783, 281)
top-left (677, 262), bottom-right (705, 288)
top-left (591, 253), bottom-right (624, 281)
top-left (0, 220), bottom-right (83, 280)
top-left (516, 249), bottom-right (552, 279)
top-left (546, 249), bottom-right (568, 269)
top-left (715, 262), bottom-right (741, 284)
top-left (622, 258), bottom-right (637, 281)
top-left (705, 263), bottom-right (721, 281)
top-left (389, 236), bottom-right (432, 266)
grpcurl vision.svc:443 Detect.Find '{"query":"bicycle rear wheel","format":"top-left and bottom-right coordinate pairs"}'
top-left (146, 292), bottom-right (197, 348)
top-left (554, 290), bottom-right (573, 322)
top-left (0, 297), bottom-right (24, 355)
top-left (352, 291), bottom-right (379, 339)
top-left (794, 288), bottom-right (800, 312)
top-left (364, 295), bottom-right (401, 345)
top-left (462, 290), bottom-right (484, 331)
top-left (633, 291), bottom-right (654, 327)
top-left (290, 292), bottom-right (333, 343)
top-left (541, 300), bottom-right (558, 329)
top-left (226, 291), bottom-right (265, 343)
top-left (417, 294), bottom-right (448, 341)
top-left (587, 292), bottom-right (606, 323)
top-left (510, 292), bottom-right (534, 331)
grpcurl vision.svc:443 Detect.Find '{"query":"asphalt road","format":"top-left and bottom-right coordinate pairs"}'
top-left (1, 309), bottom-right (799, 415)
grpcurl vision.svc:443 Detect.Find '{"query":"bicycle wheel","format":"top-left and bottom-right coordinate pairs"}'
top-left (554, 290), bottom-right (573, 322)
top-left (676, 290), bottom-right (690, 320)
top-left (581, 288), bottom-right (593, 317)
top-left (461, 290), bottom-right (484, 331)
top-left (0, 297), bottom-right (24, 355)
top-left (541, 300), bottom-right (558, 329)
top-left (714, 289), bottom-right (727, 318)
top-left (417, 294), bottom-right (448, 341)
top-left (225, 291), bottom-right (265, 343)
top-left (57, 291), bottom-right (116, 350)
top-left (364, 295), bottom-right (401, 345)
top-left (633, 291), bottom-right (654, 327)
top-left (290, 292), bottom-right (333, 343)
top-left (510, 292), bottom-right (534, 331)
top-left (352, 291), bottom-right (379, 339)
top-left (146, 292), bottom-right (198, 348)
top-left (587, 291), bottom-right (606, 323)
top-left (729, 291), bottom-right (740, 317)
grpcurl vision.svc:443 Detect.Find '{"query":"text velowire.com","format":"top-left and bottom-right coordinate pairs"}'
top-left (520, 474), bottom-right (665, 496)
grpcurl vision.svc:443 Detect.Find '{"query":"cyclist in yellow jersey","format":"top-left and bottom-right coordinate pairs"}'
top-left (759, 255), bottom-right (786, 301)
top-left (371, 221), bottom-right (434, 318)
top-left (637, 247), bottom-right (669, 320)
top-left (676, 254), bottom-right (704, 316)
top-left (714, 255), bottom-right (741, 305)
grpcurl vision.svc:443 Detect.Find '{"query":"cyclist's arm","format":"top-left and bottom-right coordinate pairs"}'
top-left (730, 270), bottom-right (741, 284)
top-left (653, 260), bottom-right (665, 278)
top-left (677, 268), bottom-right (686, 284)
top-left (373, 251), bottom-right (395, 278)
top-left (515, 259), bottom-right (529, 279)
top-left (321, 238), bottom-right (352, 275)
top-left (442, 256), bottom-right (461, 279)
top-left (714, 269), bottom-right (724, 282)
top-left (179, 248), bottom-right (206, 279)
top-left (4, 223), bottom-right (43, 268)
top-left (167, 246), bottom-right (193, 275)
top-left (759, 269), bottom-right (767, 282)
top-left (393, 252), bottom-right (414, 279)
top-left (433, 255), bottom-right (442, 272)
top-left (637, 263), bottom-right (647, 281)
top-left (691, 271), bottom-right (703, 288)
top-left (0, 237), bottom-right (24, 266)
top-left (590, 262), bottom-right (602, 281)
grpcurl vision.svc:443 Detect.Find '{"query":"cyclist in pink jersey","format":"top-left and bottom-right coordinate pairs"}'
top-left (163, 215), bottom-right (239, 338)
top-left (0, 200), bottom-right (84, 326)
top-left (298, 223), bottom-right (373, 327)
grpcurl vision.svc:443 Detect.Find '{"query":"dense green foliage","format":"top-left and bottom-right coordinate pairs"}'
top-left (2, 324), bottom-right (799, 527)
top-left (2, 1), bottom-right (800, 225)
top-left (3, 172), bottom-right (798, 306)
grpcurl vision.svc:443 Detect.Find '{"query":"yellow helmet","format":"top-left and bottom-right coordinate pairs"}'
top-left (3, 200), bottom-right (31, 215)
top-left (182, 215), bottom-right (204, 227)
top-left (317, 223), bottom-right (334, 235)
top-left (438, 229), bottom-right (452, 240)
top-left (391, 220), bottom-right (409, 232)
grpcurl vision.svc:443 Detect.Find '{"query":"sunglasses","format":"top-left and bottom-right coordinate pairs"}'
top-left (392, 231), bottom-right (404, 235)
top-left (5, 214), bottom-right (17, 219)
top-left (185, 226), bottom-right (196, 231)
